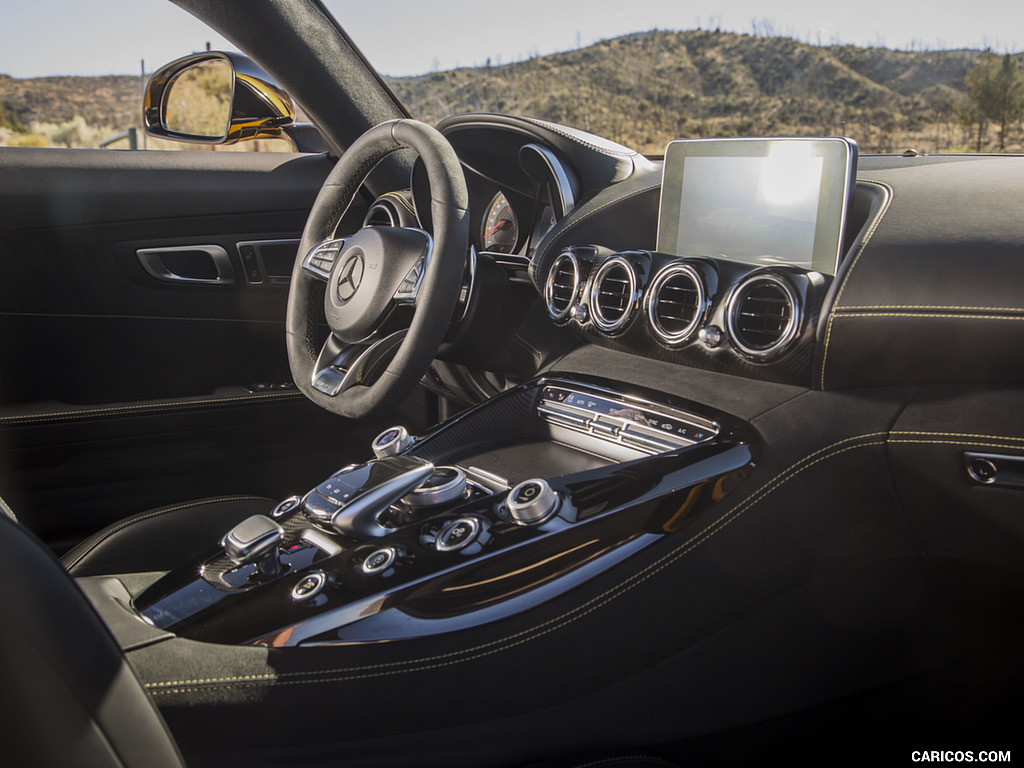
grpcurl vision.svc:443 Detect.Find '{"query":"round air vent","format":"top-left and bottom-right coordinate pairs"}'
top-left (645, 263), bottom-right (706, 345)
top-left (545, 251), bottom-right (580, 321)
top-left (590, 256), bottom-right (638, 333)
top-left (363, 201), bottom-right (399, 227)
top-left (726, 273), bottom-right (801, 359)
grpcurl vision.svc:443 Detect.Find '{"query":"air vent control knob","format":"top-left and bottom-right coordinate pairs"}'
top-left (698, 326), bottom-right (723, 349)
top-left (506, 478), bottom-right (559, 525)
top-left (569, 304), bottom-right (589, 323)
top-left (372, 426), bottom-right (414, 458)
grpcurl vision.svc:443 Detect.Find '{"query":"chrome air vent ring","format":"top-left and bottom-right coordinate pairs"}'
top-left (545, 250), bottom-right (580, 321)
top-left (590, 256), bottom-right (638, 333)
top-left (645, 262), bottom-right (706, 346)
top-left (363, 200), bottom-right (400, 228)
top-left (726, 272), bottom-right (801, 360)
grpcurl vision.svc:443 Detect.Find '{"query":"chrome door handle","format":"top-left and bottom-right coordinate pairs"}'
top-left (136, 245), bottom-right (236, 285)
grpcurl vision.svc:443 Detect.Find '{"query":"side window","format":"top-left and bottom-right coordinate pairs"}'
top-left (0, 1), bottom-right (296, 153)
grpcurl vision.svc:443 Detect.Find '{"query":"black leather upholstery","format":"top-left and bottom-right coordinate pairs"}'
top-left (62, 495), bottom-right (277, 577)
top-left (0, 513), bottom-right (185, 768)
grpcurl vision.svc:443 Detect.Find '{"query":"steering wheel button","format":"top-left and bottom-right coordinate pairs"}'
top-left (436, 517), bottom-right (480, 552)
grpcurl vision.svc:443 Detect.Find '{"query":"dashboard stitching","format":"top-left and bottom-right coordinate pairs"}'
top-left (62, 495), bottom-right (275, 571)
top-left (819, 179), bottom-right (894, 390)
top-left (144, 432), bottom-right (889, 693)
top-left (888, 438), bottom-right (1024, 449)
top-left (0, 311), bottom-right (282, 325)
top-left (534, 184), bottom-right (663, 287)
top-left (513, 115), bottom-right (639, 158)
top-left (890, 430), bottom-right (1024, 442)
top-left (838, 305), bottom-right (1024, 312)
top-left (0, 392), bottom-right (302, 425)
top-left (832, 312), bottom-right (1024, 321)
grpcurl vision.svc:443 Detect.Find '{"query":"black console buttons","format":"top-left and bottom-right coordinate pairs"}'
top-left (361, 546), bottom-right (398, 575)
top-left (506, 479), bottom-right (559, 525)
top-left (436, 517), bottom-right (481, 552)
top-left (291, 570), bottom-right (326, 601)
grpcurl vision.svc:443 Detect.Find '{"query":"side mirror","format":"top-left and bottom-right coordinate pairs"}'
top-left (144, 51), bottom-right (295, 145)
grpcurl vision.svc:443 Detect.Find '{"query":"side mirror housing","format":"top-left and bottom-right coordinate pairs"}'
top-left (144, 51), bottom-right (296, 145)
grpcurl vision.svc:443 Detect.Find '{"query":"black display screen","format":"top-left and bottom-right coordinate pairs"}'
top-left (657, 137), bottom-right (857, 275)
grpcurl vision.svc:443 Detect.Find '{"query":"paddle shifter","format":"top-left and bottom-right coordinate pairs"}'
top-left (301, 455), bottom-right (436, 539)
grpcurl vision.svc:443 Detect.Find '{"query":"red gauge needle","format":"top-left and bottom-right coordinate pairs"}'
top-left (484, 220), bottom-right (511, 237)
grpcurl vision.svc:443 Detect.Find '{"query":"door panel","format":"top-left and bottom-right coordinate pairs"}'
top-left (0, 147), bottom-right (406, 551)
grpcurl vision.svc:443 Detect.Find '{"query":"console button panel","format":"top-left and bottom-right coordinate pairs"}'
top-left (134, 376), bottom-right (751, 647)
top-left (539, 385), bottom-right (718, 453)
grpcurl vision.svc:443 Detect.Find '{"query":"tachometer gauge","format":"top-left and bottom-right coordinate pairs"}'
top-left (481, 191), bottom-right (519, 254)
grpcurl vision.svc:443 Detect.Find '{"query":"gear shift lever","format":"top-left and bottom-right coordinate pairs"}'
top-left (303, 455), bottom-right (436, 539)
top-left (220, 515), bottom-right (284, 577)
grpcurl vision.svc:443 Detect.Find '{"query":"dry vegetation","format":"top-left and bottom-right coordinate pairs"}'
top-left (1, 30), bottom-right (1021, 155)
top-left (387, 30), bottom-right (1018, 155)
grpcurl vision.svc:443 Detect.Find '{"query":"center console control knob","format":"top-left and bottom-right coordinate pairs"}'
top-left (403, 466), bottom-right (467, 508)
top-left (505, 479), bottom-right (559, 525)
top-left (372, 425), bottom-right (414, 458)
top-left (435, 517), bottom-right (481, 552)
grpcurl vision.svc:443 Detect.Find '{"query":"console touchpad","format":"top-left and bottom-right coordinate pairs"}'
top-left (454, 440), bottom-right (610, 484)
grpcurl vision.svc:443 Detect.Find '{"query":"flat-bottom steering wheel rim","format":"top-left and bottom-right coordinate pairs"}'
top-left (286, 119), bottom-right (469, 419)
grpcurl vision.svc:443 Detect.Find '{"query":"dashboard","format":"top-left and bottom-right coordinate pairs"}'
top-left (400, 115), bottom-right (892, 390)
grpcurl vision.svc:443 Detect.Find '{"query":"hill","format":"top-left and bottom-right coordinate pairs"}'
top-left (0, 30), bottom-right (1016, 154)
top-left (386, 30), bottom-right (998, 154)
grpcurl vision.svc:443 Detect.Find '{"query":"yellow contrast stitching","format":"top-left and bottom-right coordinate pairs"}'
top-left (0, 311), bottom-right (282, 325)
top-left (819, 179), bottom-right (893, 390)
top-left (146, 432), bottom-right (886, 693)
top-left (839, 305), bottom-right (1024, 313)
top-left (832, 312), bottom-right (1024, 321)
top-left (545, 183), bottom-right (661, 247)
top-left (890, 430), bottom-right (1024, 443)
top-left (0, 392), bottom-right (301, 426)
top-left (888, 439), bottom-right (1024, 450)
top-left (381, 191), bottom-right (416, 217)
top-left (64, 495), bottom-right (274, 570)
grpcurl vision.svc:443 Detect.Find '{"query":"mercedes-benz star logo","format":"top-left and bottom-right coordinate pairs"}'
top-left (336, 252), bottom-right (364, 302)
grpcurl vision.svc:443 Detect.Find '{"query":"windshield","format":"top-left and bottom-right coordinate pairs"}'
top-left (333, 0), bottom-right (1024, 155)
top-left (1, 0), bottom-right (1022, 155)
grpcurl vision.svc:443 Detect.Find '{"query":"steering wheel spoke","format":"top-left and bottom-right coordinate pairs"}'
top-left (311, 331), bottom-right (408, 398)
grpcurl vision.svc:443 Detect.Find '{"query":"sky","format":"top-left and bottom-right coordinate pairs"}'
top-left (0, 0), bottom-right (1021, 80)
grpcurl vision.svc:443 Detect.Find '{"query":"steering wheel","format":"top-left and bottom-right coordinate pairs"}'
top-left (286, 119), bottom-right (469, 419)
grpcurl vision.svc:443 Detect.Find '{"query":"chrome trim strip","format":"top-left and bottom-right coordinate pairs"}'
top-left (521, 143), bottom-right (576, 216)
top-left (362, 201), bottom-right (398, 228)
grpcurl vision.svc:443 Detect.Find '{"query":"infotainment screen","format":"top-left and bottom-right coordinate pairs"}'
top-left (657, 137), bottom-right (857, 275)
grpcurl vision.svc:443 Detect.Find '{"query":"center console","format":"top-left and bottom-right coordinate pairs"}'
top-left (128, 375), bottom-right (753, 647)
